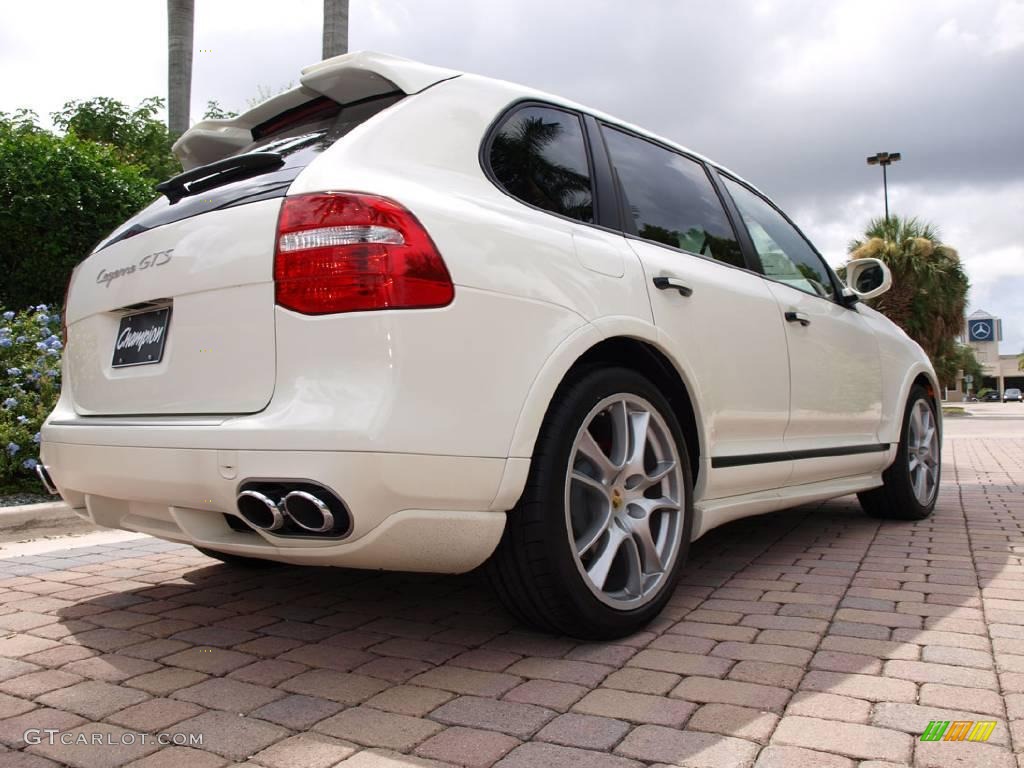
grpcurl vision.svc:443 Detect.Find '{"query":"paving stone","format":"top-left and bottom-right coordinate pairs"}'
top-left (251, 733), bottom-right (357, 768)
top-left (26, 722), bottom-right (159, 768)
top-left (503, 679), bottom-right (588, 712)
top-left (315, 705), bottom-right (444, 750)
top-left (535, 713), bottom-right (630, 751)
top-left (710, 641), bottom-right (812, 666)
top-left (161, 647), bottom-right (256, 675)
top-left (799, 670), bottom-right (916, 702)
top-left (36, 679), bottom-right (149, 719)
top-left (60, 653), bottom-right (161, 681)
top-left (615, 723), bottom-right (760, 767)
top-left (921, 644), bottom-right (994, 669)
top-left (914, 740), bottom-right (1015, 768)
top-left (431, 695), bottom-right (556, 738)
top-left (0, 707), bottom-right (86, 748)
top-left (0, 658), bottom-right (41, 682)
top-left (883, 658), bottom-right (999, 689)
top-left (365, 685), bottom-right (455, 716)
top-left (250, 693), bottom-right (343, 730)
top-left (228, 659), bottom-right (307, 686)
top-left (686, 703), bottom-right (779, 744)
top-left (277, 643), bottom-right (374, 671)
top-left (919, 682), bottom-right (1005, 716)
top-left (671, 676), bottom-right (791, 712)
top-left (808, 650), bottom-right (883, 674)
top-left (173, 677), bottom-right (284, 712)
top-left (505, 658), bottom-right (612, 687)
top-left (728, 660), bottom-right (804, 688)
top-left (770, 715), bottom-right (912, 762)
top-left (107, 697), bottom-right (204, 731)
top-left (601, 668), bottom-right (680, 695)
top-left (172, 710), bottom-right (290, 761)
top-left (0, 669), bottom-right (84, 698)
top-left (627, 649), bottom-right (732, 677)
top-left (410, 665), bottom-right (521, 697)
top-left (122, 746), bottom-right (228, 768)
top-left (334, 748), bottom-right (457, 767)
top-left (278, 669), bottom-right (389, 704)
top-left (0, 690), bottom-right (36, 718)
top-left (575, 687), bottom-right (699, 727)
top-left (785, 691), bottom-right (871, 723)
top-left (753, 745), bottom-right (854, 768)
top-left (124, 667), bottom-right (208, 696)
top-left (415, 726), bottom-right (520, 768)
top-left (666, 621), bottom-right (759, 643)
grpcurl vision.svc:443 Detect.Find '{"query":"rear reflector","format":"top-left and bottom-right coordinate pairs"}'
top-left (274, 193), bottom-right (454, 315)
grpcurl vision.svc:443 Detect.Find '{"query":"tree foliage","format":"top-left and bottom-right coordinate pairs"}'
top-left (847, 216), bottom-right (970, 387)
top-left (0, 111), bottom-right (156, 309)
top-left (51, 97), bottom-right (178, 183)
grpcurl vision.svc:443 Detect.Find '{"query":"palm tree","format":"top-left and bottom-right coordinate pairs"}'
top-left (323, 0), bottom-right (349, 58)
top-left (167, 0), bottom-right (195, 137)
top-left (847, 215), bottom-right (969, 386)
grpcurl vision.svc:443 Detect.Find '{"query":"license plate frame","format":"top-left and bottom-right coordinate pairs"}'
top-left (111, 306), bottom-right (171, 368)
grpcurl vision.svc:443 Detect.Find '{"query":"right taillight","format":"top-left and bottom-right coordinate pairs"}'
top-left (273, 192), bottom-right (454, 315)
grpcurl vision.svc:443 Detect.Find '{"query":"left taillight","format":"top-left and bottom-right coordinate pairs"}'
top-left (273, 192), bottom-right (454, 315)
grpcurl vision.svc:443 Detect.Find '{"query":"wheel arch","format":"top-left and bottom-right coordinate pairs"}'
top-left (506, 318), bottom-right (707, 497)
top-left (883, 364), bottom-right (943, 445)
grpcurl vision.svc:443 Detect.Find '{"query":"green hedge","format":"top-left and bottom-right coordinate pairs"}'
top-left (0, 114), bottom-right (156, 310)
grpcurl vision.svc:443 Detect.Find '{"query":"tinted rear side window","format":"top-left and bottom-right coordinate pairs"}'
top-left (488, 105), bottom-right (594, 223)
top-left (602, 127), bottom-right (744, 269)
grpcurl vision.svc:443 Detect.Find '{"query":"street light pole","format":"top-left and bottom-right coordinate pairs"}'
top-left (866, 151), bottom-right (901, 223)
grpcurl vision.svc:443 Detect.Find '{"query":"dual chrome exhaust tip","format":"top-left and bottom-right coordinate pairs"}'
top-left (234, 483), bottom-right (350, 538)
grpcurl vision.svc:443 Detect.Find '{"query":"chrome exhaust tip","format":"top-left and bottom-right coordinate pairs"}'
top-left (236, 490), bottom-right (285, 531)
top-left (35, 464), bottom-right (59, 495)
top-left (282, 490), bottom-right (335, 533)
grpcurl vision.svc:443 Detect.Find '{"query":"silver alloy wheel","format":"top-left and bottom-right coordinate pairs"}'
top-left (564, 394), bottom-right (685, 609)
top-left (908, 398), bottom-right (939, 506)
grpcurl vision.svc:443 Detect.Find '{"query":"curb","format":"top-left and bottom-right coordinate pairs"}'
top-left (0, 501), bottom-right (98, 540)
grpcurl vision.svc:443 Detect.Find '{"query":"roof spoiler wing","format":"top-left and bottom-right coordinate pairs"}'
top-left (172, 51), bottom-right (460, 170)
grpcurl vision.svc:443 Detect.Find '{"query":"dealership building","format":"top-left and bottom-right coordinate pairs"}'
top-left (962, 309), bottom-right (1023, 397)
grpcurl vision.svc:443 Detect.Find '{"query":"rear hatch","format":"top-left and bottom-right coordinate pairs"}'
top-left (64, 51), bottom-right (456, 416)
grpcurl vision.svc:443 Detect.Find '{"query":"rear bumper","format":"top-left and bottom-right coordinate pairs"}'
top-left (41, 440), bottom-right (523, 573)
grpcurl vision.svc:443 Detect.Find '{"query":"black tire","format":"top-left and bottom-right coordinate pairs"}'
top-left (858, 384), bottom-right (940, 520)
top-left (194, 546), bottom-right (280, 567)
top-left (486, 367), bottom-right (693, 639)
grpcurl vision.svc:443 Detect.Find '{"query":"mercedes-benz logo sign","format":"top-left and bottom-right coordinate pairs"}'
top-left (972, 321), bottom-right (992, 340)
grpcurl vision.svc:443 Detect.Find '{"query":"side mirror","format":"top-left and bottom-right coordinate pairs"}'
top-left (844, 257), bottom-right (892, 301)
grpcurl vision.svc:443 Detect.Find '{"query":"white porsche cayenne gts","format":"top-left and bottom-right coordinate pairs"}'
top-left (40, 52), bottom-right (941, 638)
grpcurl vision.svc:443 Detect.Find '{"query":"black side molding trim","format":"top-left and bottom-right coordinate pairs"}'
top-left (712, 443), bottom-right (891, 469)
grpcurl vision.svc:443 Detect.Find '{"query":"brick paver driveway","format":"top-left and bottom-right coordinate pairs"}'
top-left (1, 413), bottom-right (1021, 768)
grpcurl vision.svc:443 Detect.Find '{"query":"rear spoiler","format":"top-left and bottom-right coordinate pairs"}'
top-left (172, 51), bottom-right (460, 170)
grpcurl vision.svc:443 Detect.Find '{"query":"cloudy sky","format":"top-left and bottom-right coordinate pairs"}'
top-left (2, 0), bottom-right (1022, 354)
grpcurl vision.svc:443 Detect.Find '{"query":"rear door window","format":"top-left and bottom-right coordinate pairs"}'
top-left (601, 127), bottom-right (744, 269)
top-left (487, 105), bottom-right (594, 223)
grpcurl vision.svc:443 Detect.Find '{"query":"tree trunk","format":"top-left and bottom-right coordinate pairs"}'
top-left (323, 0), bottom-right (349, 59)
top-left (167, 0), bottom-right (195, 137)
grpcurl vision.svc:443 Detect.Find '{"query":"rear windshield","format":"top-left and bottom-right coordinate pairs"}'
top-left (93, 92), bottom-right (404, 253)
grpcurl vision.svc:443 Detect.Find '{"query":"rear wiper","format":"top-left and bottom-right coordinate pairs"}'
top-left (156, 152), bottom-right (285, 204)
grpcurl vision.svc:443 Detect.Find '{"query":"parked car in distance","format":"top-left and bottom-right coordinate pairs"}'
top-left (39, 51), bottom-right (942, 639)
top-left (1006, 388), bottom-right (1023, 402)
top-left (983, 390), bottom-right (1001, 402)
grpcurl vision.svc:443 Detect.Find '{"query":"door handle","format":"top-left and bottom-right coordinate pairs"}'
top-left (785, 311), bottom-right (811, 326)
top-left (653, 276), bottom-right (693, 297)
